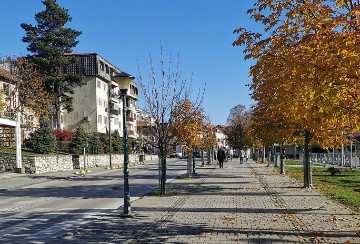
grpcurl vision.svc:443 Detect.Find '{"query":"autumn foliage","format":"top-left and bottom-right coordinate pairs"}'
top-left (233, 0), bottom-right (360, 187)
top-left (171, 100), bottom-right (206, 154)
top-left (53, 129), bottom-right (74, 141)
top-left (13, 58), bottom-right (53, 117)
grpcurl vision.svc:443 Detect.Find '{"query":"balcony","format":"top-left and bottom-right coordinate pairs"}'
top-left (105, 108), bottom-right (119, 115)
top-left (126, 116), bottom-right (134, 122)
top-left (129, 90), bottom-right (139, 100)
top-left (109, 93), bottom-right (119, 102)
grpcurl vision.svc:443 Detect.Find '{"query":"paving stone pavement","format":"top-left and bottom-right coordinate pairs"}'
top-left (52, 159), bottom-right (360, 244)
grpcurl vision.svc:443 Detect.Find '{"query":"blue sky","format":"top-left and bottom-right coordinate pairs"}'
top-left (0, 0), bottom-right (257, 125)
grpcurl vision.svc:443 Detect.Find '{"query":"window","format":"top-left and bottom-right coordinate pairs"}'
top-left (3, 83), bottom-right (10, 96)
top-left (98, 115), bottom-right (102, 123)
top-left (104, 116), bottom-right (107, 125)
top-left (12, 94), bottom-right (16, 107)
top-left (105, 64), bottom-right (109, 74)
top-left (60, 115), bottom-right (64, 124)
top-left (100, 61), bottom-right (104, 71)
top-left (98, 99), bottom-right (102, 106)
top-left (97, 80), bottom-right (101, 88)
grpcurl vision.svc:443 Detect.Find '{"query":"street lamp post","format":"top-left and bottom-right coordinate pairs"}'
top-left (112, 71), bottom-right (135, 217)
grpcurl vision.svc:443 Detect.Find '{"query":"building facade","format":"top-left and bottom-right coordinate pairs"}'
top-left (0, 67), bottom-right (36, 146)
top-left (215, 125), bottom-right (228, 149)
top-left (62, 53), bottom-right (139, 138)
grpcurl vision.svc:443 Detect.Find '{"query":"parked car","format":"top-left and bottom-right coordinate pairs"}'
top-left (193, 151), bottom-right (201, 158)
top-left (169, 152), bottom-right (182, 158)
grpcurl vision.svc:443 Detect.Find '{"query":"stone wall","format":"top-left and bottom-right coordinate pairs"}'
top-left (0, 153), bottom-right (17, 172)
top-left (0, 153), bottom-right (157, 174)
top-left (32, 155), bottom-right (74, 174)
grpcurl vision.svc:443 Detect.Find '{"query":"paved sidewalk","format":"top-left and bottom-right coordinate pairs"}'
top-left (53, 159), bottom-right (359, 243)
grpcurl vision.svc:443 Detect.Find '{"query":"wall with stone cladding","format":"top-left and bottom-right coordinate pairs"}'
top-left (0, 153), bottom-right (17, 172)
top-left (33, 155), bottom-right (74, 174)
top-left (0, 152), bottom-right (154, 174)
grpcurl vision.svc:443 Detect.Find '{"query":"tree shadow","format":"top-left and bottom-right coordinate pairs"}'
top-left (46, 207), bottom-right (358, 243)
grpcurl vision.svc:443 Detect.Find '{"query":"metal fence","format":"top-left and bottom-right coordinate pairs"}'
top-left (300, 153), bottom-right (360, 168)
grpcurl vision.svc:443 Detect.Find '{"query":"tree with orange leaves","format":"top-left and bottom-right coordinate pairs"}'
top-left (171, 99), bottom-right (205, 177)
top-left (199, 123), bottom-right (217, 164)
top-left (1, 57), bottom-right (52, 118)
top-left (234, 0), bottom-right (360, 187)
top-left (9, 58), bottom-right (52, 118)
top-left (172, 100), bottom-right (205, 153)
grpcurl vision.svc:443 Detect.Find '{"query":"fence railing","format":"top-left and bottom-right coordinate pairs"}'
top-left (298, 153), bottom-right (360, 168)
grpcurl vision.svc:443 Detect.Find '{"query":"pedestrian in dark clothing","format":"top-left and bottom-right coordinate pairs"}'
top-left (217, 148), bottom-right (226, 168)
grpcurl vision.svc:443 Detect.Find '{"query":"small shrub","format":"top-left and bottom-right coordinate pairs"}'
top-left (327, 167), bottom-right (341, 176)
top-left (69, 126), bottom-right (89, 154)
top-left (24, 117), bottom-right (57, 154)
top-left (53, 129), bottom-right (74, 141)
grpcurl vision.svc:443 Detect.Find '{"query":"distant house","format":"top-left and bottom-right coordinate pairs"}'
top-left (215, 125), bottom-right (228, 149)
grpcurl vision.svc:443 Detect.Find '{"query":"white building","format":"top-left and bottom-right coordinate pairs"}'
top-left (215, 125), bottom-right (228, 149)
top-left (62, 53), bottom-right (139, 138)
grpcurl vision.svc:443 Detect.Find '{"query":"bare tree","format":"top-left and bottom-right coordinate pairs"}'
top-left (137, 47), bottom-right (204, 195)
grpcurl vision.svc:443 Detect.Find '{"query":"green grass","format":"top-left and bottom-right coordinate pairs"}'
top-left (284, 159), bottom-right (303, 165)
top-left (284, 159), bottom-right (360, 213)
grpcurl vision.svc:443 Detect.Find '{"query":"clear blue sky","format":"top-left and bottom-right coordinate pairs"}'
top-left (0, 0), bottom-right (257, 125)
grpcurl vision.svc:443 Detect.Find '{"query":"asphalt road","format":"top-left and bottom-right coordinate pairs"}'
top-left (0, 158), bottom-right (190, 243)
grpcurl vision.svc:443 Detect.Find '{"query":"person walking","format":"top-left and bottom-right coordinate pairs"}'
top-left (217, 148), bottom-right (226, 168)
top-left (239, 149), bottom-right (245, 164)
top-left (229, 148), bottom-right (234, 161)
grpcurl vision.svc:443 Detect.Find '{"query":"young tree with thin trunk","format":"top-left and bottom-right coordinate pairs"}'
top-left (137, 48), bottom-right (204, 195)
top-left (171, 99), bottom-right (206, 177)
top-left (199, 123), bottom-right (217, 165)
top-left (21, 0), bottom-right (83, 129)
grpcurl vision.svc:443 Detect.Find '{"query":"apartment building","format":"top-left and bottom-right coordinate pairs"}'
top-left (62, 53), bottom-right (139, 138)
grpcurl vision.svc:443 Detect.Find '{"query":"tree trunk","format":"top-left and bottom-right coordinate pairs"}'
top-left (303, 130), bottom-right (313, 188)
top-left (207, 149), bottom-right (211, 164)
top-left (159, 155), bottom-right (167, 195)
top-left (262, 146), bottom-right (266, 163)
top-left (55, 84), bottom-right (61, 129)
top-left (187, 153), bottom-right (192, 178)
top-left (280, 145), bottom-right (285, 174)
top-left (267, 146), bottom-right (271, 167)
top-left (201, 150), bottom-right (205, 166)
